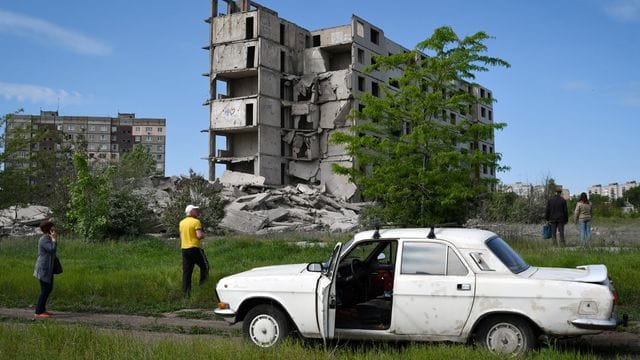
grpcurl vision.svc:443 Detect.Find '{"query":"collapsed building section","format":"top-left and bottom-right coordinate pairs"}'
top-left (204, 1), bottom-right (496, 200)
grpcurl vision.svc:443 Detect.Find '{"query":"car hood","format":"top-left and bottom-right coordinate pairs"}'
top-left (528, 264), bottom-right (608, 284)
top-left (234, 263), bottom-right (310, 277)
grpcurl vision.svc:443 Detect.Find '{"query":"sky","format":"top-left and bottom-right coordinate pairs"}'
top-left (1, 0), bottom-right (639, 195)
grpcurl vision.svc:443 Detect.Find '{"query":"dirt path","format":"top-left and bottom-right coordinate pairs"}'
top-left (0, 307), bottom-right (241, 337)
top-left (1, 307), bottom-right (639, 352)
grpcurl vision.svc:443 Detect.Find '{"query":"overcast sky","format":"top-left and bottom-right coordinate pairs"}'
top-left (1, 0), bottom-right (639, 195)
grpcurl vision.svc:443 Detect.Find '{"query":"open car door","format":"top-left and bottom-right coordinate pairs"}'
top-left (316, 242), bottom-right (342, 342)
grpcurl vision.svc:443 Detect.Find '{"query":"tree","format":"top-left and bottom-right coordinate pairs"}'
top-left (114, 144), bottom-right (156, 184)
top-left (66, 152), bottom-right (111, 239)
top-left (624, 186), bottom-right (640, 208)
top-left (331, 26), bottom-right (509, 226)
top-left (162, 170), bottom-right (226, 237)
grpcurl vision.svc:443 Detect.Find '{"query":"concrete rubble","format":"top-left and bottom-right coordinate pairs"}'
top-left (218, 182), bottom-right (366, 234)
top-left (0, 175), bottom-right (365, 236)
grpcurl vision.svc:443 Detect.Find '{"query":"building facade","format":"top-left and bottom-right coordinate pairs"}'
top-left (588, 181), bottom-right (637, 200)
top-left (5, 111), bottom-right (166, 175)
top-left (205, 0), bottom-right (497, 199)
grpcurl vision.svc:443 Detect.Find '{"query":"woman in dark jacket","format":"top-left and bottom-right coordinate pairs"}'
top-left (33, 220), bottom-right (57, 317)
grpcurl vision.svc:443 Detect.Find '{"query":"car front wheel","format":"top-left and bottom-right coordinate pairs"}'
top-left (243, 304), bottom-right (290, 347)
top-left (474, 315), bottom-right (535, 355)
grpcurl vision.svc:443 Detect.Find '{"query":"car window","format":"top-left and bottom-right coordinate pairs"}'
top-left (447, 247), bottom-right (468, 275)
top-left (401, 242), bottom-right (446, 275)
top-left (343, 241), bottom-right (379, 262)
top-left (486, 237), bottom-right (530, 274)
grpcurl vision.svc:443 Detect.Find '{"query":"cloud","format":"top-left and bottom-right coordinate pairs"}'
top-left (0, 82), bottom-right (87, 105)
top-left (0, 9), bottom-right (112, 56)
top-left (619, 94), bottom-right (640, 107)
top-left (561, 80), bottom-right (593, 93)
top-left (604, 0), bottom-right (640, 22)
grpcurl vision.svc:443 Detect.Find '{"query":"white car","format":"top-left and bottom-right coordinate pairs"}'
top-left (214, 228), bottom-right (620, 355)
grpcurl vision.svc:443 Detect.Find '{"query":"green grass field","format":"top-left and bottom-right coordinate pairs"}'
top-left (0, 231), bottom-right (638, 359)
top-left (0, 322), bottom-right (628, 360)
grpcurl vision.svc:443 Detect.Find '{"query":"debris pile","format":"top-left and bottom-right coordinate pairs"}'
top-left (219, 183), bottom-right (366, 234)
top-left (0, 205), bottom-right (51, 236)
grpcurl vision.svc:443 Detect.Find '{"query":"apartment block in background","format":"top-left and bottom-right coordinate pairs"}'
top-left (589, 181), bottom-right (638, 200)
top-left (204, 0), bottom-right (497, 199)
top-left (5, 111), bottom-right (166, 175)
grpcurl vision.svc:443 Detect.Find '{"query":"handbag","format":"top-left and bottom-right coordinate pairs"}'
top-left (53, 256), bottom-right (63, 274)
top-left (541, 223), bottom-right (552, 239)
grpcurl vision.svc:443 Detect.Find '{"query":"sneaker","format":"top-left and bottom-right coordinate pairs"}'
top-left (34, 313), bottom-right (50, 318)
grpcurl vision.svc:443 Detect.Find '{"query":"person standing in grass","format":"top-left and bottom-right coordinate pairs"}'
top-left (179, 205), bottom-right (208, 298)
top-left (33, 220), bottom-right (58, 318)
top-left (545, 187), bottom-right (569, 246)
top-left (574, 192), bottom-right (593, 246)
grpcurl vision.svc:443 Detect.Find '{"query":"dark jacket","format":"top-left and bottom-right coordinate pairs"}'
top-left (545, 194), bottom-right (568, 224)
top-left (33, 234), bottom-right (57, 283)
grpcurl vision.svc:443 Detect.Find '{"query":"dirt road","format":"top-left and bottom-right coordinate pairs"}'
top-left (1, 307), bottom-right (638, 352)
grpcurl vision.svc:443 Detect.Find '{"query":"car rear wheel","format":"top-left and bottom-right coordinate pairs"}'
top-left (243, 304), bottom-right (290, 347)
top-left (475, 315), bottom-right (535, 355)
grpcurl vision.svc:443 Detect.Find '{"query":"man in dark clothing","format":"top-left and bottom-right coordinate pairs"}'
top-left (545, 188), bottom-right (569, 246)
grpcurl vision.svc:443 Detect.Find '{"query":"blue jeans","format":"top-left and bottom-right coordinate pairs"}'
top-left (579, 219), bottom-right (592, 246)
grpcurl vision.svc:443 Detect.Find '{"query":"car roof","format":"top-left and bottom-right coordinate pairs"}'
top-left (353, 228), bottom-right (497, 249)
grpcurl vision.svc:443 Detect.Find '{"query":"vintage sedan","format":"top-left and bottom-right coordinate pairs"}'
top-left (214, 228), bottom-right (620, 355)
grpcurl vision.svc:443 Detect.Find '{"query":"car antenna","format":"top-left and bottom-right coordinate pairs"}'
top-left (427, 226), bottom-right (436, 239)
top-left (373, 224), bottom-right (380, 239)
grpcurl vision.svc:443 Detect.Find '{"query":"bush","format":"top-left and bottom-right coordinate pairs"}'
top-left (162, 170), bottom-right (225, 237)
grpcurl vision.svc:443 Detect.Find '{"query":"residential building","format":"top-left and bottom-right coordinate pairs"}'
top-left (205, 0), bottom-right (497, 199)
top-left (588, 181), bottom-right (637, 200)
top-left (5, 111), bottom-right (166, 175)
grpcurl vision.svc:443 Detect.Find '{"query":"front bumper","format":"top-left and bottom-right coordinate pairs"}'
top-left (213, 308), bottom-right (237, 324)
top-left (571, 313), bottom-right (619, 330)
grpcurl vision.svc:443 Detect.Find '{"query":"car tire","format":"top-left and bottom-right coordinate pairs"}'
top-left (474, 315), bottom-right (536, 355)
top-left (243, 304), bottom-right (290, 347)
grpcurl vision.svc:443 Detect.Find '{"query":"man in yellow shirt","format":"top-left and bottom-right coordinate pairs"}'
top-left (179, 204), bottom-right (208, 297)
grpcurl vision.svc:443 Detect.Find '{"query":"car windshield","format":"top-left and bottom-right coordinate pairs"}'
top-left (321, 239), bottom-right (354, 270)
top-left (486, 237), bottom-right (530, 274)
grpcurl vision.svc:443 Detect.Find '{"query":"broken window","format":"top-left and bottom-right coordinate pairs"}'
top-left (357, 48), bottom-right (364, 64)
top-left (313, 35), bottom-right (321, 47)
top-left (480, 88), bottom-right (486, 98)
top-left (358, 76), bottom-right (365, 92)
top-left (280, 79), bottom-right (293, 101)
top-left (305, 35), bottom-right (311, 48)
top-left (450, 113), bottom-right (456, 125)
top-left (246, 46), bottom-right (256, 68)
top-left (280, 163), bottom-right (287, 184)
top-left (481, 107), bottom-right (486, 118)
top-left (296, 115), bottom-right (313, 130)
top-left (245, 17), bottom-right (254, 39)
top-left (280, 23), bottom-right (286, 45)
top-left (358, 103), bottom-right (365, 113)
top-left (388, 78), bottom-right (399, 88)
top-left (280, 51), bottom-right (286, 72)
top-left (281, 106), bottom-right (292, 128)
top-left (370, 28), bottom-right (379, 45)
top-left (371, 81), bottom-right (379, 97)
top-left (488, 110), bottom-right (493, 121)
top-left (356, 20), bottom-right (364, 37)
top-left (246, 103), bottom-right (254, 126)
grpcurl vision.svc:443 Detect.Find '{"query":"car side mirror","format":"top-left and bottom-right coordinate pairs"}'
top-left (306, 262), bottom-right (323, 272)
top-left (377, 253), bottom-right (386, 261)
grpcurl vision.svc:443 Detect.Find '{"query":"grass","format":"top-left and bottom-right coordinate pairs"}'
top-left (0, 233), bottom-right (342, 314)
top-left (1, 322), bottom-right (632, 360)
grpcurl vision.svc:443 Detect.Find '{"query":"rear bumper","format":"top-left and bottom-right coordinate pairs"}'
top-left (213, 308), bottom-right (237, 324)
top-left (571, 313), bottom-right (619, 330)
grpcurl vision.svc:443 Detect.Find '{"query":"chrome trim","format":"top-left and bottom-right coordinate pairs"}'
top-left (571, 313), bottom-right (618, 330)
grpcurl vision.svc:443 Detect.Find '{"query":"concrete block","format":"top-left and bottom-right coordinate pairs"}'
top-left (288, 160), bottom-right (319, 181)
top-left (219, 170), bottom-right (266, 186)
top-left (320, 161), bottom-right (357, 200)
top-left (220, 209), bottom-right (268, 233)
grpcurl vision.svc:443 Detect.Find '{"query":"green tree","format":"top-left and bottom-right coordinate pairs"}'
top-left (115, 145), bottom-right (156, 184)
top-left (332, 26), bottom-right (509, 226)
top-left (66, 152), bottom-right (111, 239)
top-left (162, 170), bottom-right (225, 237)
top-left (624, 186), bottom-right (640, 208)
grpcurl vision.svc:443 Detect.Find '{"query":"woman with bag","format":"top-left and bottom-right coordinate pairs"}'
top-left (33, 220), bottom-right (60, 318)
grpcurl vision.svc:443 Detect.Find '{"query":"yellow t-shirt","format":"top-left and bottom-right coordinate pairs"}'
top-left (179, 217), bottom-right (202, 249)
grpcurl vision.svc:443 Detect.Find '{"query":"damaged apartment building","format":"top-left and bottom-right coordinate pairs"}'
top-left (204, 0), bottom-right (497, 200)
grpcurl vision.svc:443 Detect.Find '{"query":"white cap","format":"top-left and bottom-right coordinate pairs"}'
top-left (185, 204), bottom-right (199, 215)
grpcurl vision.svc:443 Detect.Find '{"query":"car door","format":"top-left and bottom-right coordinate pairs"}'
top-left (392, 240), bottom-right (475, 336)
top-left (316, 242), bottom-right (341, 341)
